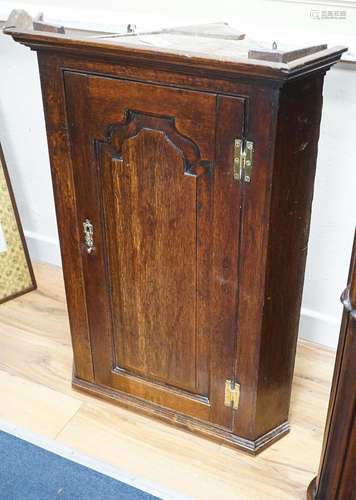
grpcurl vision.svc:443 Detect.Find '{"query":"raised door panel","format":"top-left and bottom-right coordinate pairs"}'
top-left (110, 131), bottom-right (196, 388)
top-left (99, 111), bottom-right (211, 394)
top-left (64, 71), bottom-right (245, 429)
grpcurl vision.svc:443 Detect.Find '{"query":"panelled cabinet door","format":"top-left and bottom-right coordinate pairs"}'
top-left (64, 72), bottom-right (245, 430)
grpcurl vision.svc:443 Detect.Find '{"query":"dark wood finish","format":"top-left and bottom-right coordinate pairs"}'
top-left (308, 230), bottom-right (356, 499)
top-left (0, 144), bottom-right (36, 304)
top-left (63, 72), bottom-right (242, 429)
top-left (6, 14), bottom-right (345, 453)
top-left (255, 75), bottom-right (325, 437)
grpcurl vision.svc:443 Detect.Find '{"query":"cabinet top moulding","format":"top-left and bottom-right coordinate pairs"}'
top-left (4, 10), bottom-right (347, 83)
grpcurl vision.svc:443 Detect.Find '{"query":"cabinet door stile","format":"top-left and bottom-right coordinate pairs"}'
top-left (64, 71), bottom-right (115, 385)
top-left (208, 94), bottom-right (246, 429)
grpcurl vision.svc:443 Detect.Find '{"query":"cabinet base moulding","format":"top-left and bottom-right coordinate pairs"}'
top-left (72, 375), bottom-right (290, 455)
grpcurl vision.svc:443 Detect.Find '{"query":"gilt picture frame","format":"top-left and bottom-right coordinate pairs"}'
top-left (0, 143), bottom-right (36, 304)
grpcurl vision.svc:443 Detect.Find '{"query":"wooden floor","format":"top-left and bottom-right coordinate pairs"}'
top-left (0, 262), bottom-right (337, 500)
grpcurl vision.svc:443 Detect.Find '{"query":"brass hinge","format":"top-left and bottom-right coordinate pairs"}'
top-left (224, 379), bottom-right (240, 410)
top-left (233, 139), bottom-right (254, 183)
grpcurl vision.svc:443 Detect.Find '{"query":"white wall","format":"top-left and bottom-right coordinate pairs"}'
top-left (300, 63), bottom-right (356, 348)
top-left (0, 31), bottom-right (60, 264)
top-left (0, 1), bottom-right (356, 349)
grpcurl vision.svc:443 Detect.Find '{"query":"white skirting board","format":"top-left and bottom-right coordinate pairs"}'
top-left (298, 307), bottom-right (341, 350)
top-left (25, 230), bottom-right (62, 267)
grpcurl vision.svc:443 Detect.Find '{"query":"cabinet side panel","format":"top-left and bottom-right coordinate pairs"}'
top-left (37, 53), bottom-right (94, 381)
top-left (256, 74), bottom-right (325, 436)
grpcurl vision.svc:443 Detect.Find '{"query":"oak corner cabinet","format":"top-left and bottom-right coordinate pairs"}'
top-left (6, 14), bottom-right (346, 454)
